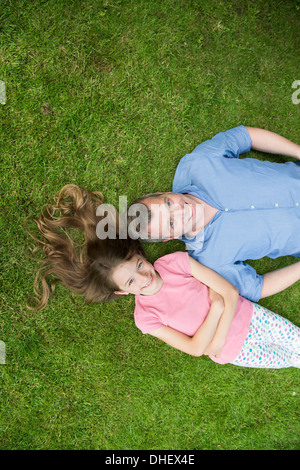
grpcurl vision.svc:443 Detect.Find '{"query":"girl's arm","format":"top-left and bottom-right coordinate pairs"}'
top-left (149, 293), bottom-right (224, 357)
top-left (150, 258), bottom-right (239, 357)
top-left (189, 257), bottom-right (239, 357)
top-left (261, 260), bottom-right (300, 298)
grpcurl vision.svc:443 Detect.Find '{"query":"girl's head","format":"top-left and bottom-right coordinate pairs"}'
top-left (111, 252), bottom-right (162, 297)
top-left (26, 184), bottom-right (148, 309)
top-left (85, 237), bottom-right (151, 300)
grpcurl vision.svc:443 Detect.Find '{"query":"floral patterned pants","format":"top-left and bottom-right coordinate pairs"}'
top-left (231, 303), bottom-right (300, 369)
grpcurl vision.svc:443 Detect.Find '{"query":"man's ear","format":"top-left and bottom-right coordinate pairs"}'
top-left (114, 291), bottom-right (129, 296)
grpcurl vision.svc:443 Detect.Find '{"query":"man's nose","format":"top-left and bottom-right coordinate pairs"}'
top-left (171, 202), bottom-right (181, 214)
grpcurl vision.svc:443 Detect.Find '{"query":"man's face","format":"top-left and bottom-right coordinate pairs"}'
top-left (143, 192), bottom-right (204, 240)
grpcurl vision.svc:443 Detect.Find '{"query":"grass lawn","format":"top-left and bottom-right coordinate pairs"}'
top-left (0, 0), bottom-right (299, 450)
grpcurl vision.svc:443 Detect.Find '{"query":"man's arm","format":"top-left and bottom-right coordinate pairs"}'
top-left (261, 261), bottom-right (300, 298)
top-left (245, 126), bottom-right (300, 159)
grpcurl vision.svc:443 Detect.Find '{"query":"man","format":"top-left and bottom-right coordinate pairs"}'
top-left (128, 125), bottom-right (300, 301)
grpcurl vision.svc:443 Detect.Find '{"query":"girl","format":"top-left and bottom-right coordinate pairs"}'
top-left (27, 185), bottom-right (300, 368)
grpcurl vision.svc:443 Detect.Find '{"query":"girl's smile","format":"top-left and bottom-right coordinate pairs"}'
top-left (112, 255), bottom-right (163, 296)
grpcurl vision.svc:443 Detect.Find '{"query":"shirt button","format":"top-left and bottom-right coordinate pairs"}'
top-left (250, 205), bottom-right (255, 209)
top-left (225, 208), bottom-right (229, 211)
top-left (296, 203), bottom-right (299, 206)
top-left (275, 203), bottom-right (279, 207)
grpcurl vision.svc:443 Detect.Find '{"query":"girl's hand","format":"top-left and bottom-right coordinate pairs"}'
top-left (206, 288), bottom-right (226, 356)
top-left (189, 257), bottom-right (239, 358)
top-left (204, 337), bottom-right (226, 357)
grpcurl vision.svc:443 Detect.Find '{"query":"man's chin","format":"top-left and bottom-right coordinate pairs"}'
top-left (183, 226), bottom-right (200, 239)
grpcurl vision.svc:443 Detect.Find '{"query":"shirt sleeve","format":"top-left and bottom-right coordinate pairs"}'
top-left (155, 251), bottom-right (191, 275)
top-left (190, 125), bottom-right (252, 160)
top-left (217, 261), bottom-right (263, 302)
top-left (172, 126), bottom-right (252, 192)
top-left (134, 307), bottom-right (163, 335)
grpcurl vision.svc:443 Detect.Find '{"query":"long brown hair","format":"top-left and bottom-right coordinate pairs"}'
top-left (26, 185), bottom-right (144, 310)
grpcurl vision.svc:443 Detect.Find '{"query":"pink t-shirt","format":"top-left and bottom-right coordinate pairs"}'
top-left (134, 252), bottom-right (253, 364)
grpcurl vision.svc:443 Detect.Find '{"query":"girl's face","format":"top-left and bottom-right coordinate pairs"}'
top-left (111, 255), bottom-right (163, 296)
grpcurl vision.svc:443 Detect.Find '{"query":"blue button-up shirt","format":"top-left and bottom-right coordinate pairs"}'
top-left (173, 125), bottom-right (300, 301)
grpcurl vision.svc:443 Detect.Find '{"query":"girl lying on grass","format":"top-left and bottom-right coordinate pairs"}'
top-left (27, 185), bottom-right (300, 369)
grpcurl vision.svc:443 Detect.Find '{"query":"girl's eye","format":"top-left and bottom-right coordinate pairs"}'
top-left (167, 200), bottom-right (171, 207)
top-left (138, 261), bottom-right (143, 269)
top-left (170, 221), bottom-right (174, 227)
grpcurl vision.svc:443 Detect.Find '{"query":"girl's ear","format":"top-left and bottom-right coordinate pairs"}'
top-left (114, 290), bottom-right (129, 296)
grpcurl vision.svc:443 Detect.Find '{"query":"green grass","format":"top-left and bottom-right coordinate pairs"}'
top-left (0, 0), bottom-right (300, 450)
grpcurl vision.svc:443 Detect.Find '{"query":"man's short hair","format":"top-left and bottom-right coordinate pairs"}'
top-left (127, 193), bottom-right (165, 243)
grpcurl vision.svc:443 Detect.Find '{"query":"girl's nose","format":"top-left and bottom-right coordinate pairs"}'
top-left (137, 270), bottom-right (147, 281)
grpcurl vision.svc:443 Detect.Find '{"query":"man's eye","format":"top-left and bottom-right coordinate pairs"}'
top-left (167, 200), bottom-right (171, 207)
top-left (129, 279), bottom-right (133, 286)
top-left (170, 221), bottom-right (174, 227)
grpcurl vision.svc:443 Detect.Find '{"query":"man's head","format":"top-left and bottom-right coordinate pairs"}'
top-left (128, 192), bottom-right (204, 242)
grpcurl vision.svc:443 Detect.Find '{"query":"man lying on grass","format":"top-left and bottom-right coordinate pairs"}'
top-left (128, 125), bottom-right (300, 302)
